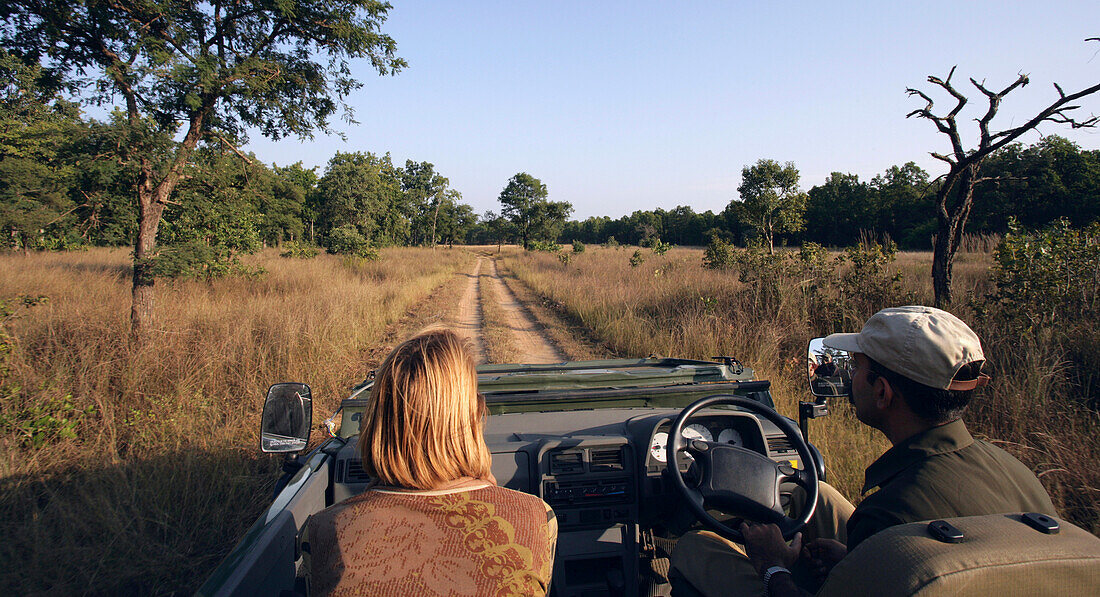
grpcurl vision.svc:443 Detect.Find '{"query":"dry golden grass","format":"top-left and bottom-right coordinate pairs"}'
top-left (0, 247), bottom-right (472, 595)
top-left (500, 244), bottom-right (1100, 532)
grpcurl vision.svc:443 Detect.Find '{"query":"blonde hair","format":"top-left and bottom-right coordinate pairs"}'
top-left (359, 328), bottom-right (492, 489)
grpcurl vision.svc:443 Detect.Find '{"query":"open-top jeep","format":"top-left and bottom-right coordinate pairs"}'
top-left (199, 348), bottom-right (1100, 596)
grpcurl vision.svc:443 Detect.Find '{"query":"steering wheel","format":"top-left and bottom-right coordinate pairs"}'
top-left (665, 394), bottom-right (819, 542)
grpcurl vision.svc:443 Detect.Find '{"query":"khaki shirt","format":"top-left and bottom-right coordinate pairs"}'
top-left (847, 419), bottom-right (1057, 550)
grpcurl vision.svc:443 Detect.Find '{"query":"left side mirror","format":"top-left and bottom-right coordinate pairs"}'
top-left (260, 383), bottom-right (312, 453)
top-left (807, 338), bottom-right (852, 399)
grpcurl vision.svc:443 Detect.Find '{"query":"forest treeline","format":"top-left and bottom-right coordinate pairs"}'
top-left (563, 138), bottom-right (1100, 249)
top-left (3, 57), bottom-right (1099, 265)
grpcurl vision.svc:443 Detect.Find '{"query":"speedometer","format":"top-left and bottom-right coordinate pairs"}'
top-left (652, 425), bottom-right (713, 464)
top-left (718, 428), bottom-right (744, 446)
top-left (683, 424), bottom-right (713, 442)
top-left (650, 431), bottom-right (670, 463)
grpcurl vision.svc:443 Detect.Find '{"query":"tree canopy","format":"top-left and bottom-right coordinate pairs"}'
top-left (498, 172), bottom-right (572, 250)
top-left (735, 159), bottom-right (808, 253)
top-left (0, 0), bottom-right (406, 337)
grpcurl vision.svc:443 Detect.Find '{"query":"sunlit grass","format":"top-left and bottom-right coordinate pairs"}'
top-left (0, 247), bottom-right (472, 594)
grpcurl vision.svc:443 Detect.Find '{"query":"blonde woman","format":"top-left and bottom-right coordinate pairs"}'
top-left (309, 329), bottom-right (557, 596)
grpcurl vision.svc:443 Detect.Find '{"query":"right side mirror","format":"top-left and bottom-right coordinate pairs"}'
top-left (260, 383), bottom-right (312, 453)
top-left (807, 338), bottom-right (852, 399)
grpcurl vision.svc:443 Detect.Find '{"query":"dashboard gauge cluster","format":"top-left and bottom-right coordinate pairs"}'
top-left (648, 418), bottom-right (750, 464)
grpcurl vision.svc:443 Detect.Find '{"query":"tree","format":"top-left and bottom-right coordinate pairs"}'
top-left (1, 1), bottom-right (405, 338)
top-left (476, 210), bottom-right (513, 250)
top-left (497, 172), bottom-right (572, 249)
top-left (401, 160), bottom-right (449, 246)
top-left (970, 137), bottom-right (1100, 233)
top-left (316, 151), bottom-right (405, 247)
top-left (906, 59), bottom-right (1100, 306)
top-left (435, 192), bottom-right (475, 246)
top-left (735, 159), bottom-right (808, 254)
top-left (870, 162), bottom-right (934, 248)
top-left (805, 173), bottom-right (871, 247)
top-left (156, 145), bottom-right (265, 278)
top-left (0, 51), bottom-right (83, 252)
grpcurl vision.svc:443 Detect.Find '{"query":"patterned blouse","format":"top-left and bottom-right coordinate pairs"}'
top-left (308, 478), bottom-right (557, 596)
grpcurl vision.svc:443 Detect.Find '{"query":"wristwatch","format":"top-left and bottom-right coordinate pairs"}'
top-left (762, 565), bottom-right (791, 595)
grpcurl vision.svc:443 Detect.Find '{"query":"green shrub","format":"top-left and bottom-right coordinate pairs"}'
top-left (604, 236), bottom-right (620, 249)
top-left (558, 252), bottom-right (571, 266)
top-left (795, 242), bottom-right (842, 332)
top-left (32, 233), bottom-right (87, 252)
top-left (653, 239), bottom-right (672, 256)
top-left (629, 250), bottom-right (645, 268)
top-left (730, 242), bottom-right (792, 313)
top-left (0, 394), bottom-right (97, 449)
top-left (326, 225), bottom-right (379, 260)
top-left (151, 240), bottom-right (265, 280)
top-left (572, 240), bottom-right (586, 254)
top-left (988, 218), bottom-right (1100, 330)
top-left (702, 237), bottom-right (736, 270)
top-left (984, 219), bottom-right (1100, 408)
top-left (528, 240), bottom-right (562, 252)
top-left (280, 241), bottom-right (320, 259)
top-left (839, 237), bottom-right (904, 320)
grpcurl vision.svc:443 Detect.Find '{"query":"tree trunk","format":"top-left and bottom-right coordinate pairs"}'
top-left (431, 200), bottom-right (440, 249)
top-left (931, 226), bottom-right (953, 307)
top-left (930, 165), bottom-right (979, 307)
top-left (130, 186), bottom-right (166, 341)
top-left (126, 108), bottom-right (207, 341)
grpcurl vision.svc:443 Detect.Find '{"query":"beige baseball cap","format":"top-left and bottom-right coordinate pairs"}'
top-left (823, 306), bottom-right (990, 391)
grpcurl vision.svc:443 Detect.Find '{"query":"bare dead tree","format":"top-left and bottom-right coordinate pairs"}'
top-left (907, 58), bottom-right (1100, 306)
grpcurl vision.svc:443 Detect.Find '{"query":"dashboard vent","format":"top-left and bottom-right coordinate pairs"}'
top-left (767, 436), bottom-right (796, 454)
top-left (345, 459), bottom-right (372, 483)
top-left (549, 451), bottom-right (584, 475)
top-left (590, 448), bottom-right (624, 472)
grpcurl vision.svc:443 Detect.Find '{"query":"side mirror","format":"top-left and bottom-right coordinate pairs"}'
top-left (260, 383), bottom-right (312, 453)
top-left (807, 338), bottom-right (852, 399)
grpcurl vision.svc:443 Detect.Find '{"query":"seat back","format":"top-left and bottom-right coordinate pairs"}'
top-left (817, 513), bottom-right (1100, 596)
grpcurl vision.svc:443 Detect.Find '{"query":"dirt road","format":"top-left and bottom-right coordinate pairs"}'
top-left (452, 255), bottom-right (566, 364)
top-left (453, 257), bottom-right (486, 362)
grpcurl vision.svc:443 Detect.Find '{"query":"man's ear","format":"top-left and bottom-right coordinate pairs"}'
top-left (872, 376), bottom-right (896, 410)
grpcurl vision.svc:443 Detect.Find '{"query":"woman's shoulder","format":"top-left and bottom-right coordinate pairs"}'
top-left (478, 484), bottom-right (552, 509)
top-left (475, 485), bottom-right (556, 530)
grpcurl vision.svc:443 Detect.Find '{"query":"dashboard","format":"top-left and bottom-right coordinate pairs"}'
top-left (325, 405), bottom-right (810, 597)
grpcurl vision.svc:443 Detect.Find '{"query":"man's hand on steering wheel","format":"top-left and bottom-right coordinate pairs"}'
top-left (741, 521), bottom-right (803, 575)
top-left (665, 394), bottom-right (819, 542)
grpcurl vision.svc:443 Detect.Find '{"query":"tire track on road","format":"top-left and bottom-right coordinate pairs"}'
top-left (486, 258), bottom-right (566, 364)
top-left (452, 257), bottom-right (486, 363)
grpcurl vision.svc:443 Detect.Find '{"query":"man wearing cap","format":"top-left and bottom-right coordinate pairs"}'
top-left (672, 306), bottom-right (1057, 597)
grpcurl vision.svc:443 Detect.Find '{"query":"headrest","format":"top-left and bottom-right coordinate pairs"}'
top-left (817, 513), bottom-right (1100, 596)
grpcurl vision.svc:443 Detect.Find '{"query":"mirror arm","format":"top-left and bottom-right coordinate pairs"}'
top-left (798, 399), bottom-right (830, 443)
top-left (282, 453), bottom-right (303, 475)
top-left (271, 454), bottom-right (304, 501)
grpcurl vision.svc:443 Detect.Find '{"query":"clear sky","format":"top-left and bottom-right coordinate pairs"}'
top-left (245, 1), bottom-right (1100, 220)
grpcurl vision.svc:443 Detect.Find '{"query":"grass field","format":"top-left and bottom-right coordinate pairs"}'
top-left (0, 247), bottom-right (472, 594)
top-left (498, 244), bottom-right (1100, 534)
top-left (0, 243), bottom-right (1096, 594)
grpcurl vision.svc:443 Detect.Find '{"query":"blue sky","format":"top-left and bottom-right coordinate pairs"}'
top-left (245, 1), bottom-right (1100, 220)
